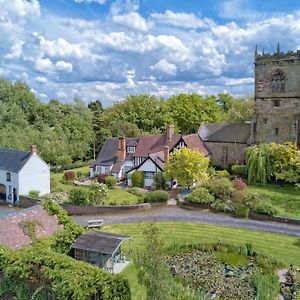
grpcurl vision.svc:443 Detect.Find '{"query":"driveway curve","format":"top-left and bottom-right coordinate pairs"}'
top-left (72, 206), bottom-right (300, 238)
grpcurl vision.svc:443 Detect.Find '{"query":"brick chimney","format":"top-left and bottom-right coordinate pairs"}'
top-left (167, 124), bottom-right (175, 141)
top-left (30, 145), bottom-right (37, 154)
top-left (164, 146), bottom-right (169, 163)
top-left (118, 136), bottom-right (126, 161)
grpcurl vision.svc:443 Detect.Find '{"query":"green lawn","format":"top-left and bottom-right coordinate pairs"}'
top-left (51, 166), bottom-right (140, 205)
top-left (249, 183), bottom-right (300, 219)
top-left (103, 222), bottom-right (300, 299)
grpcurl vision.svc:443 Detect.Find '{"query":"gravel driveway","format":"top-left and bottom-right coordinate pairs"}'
top-left (72, 206), bottom-right (300, 237)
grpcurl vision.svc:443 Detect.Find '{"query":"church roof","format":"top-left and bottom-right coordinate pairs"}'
top-left (198, 123), bottom-right (250, 144)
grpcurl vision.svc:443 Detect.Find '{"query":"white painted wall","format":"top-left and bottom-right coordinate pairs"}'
top-left (19, 154), bottom-right (50, 196)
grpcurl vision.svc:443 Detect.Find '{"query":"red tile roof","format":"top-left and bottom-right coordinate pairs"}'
top-left (182, 134), bottom-right (210, 156)
top-left (134, 134), bottom-right (181, 157)
top-left (0, 205), bottom-right (63, 250)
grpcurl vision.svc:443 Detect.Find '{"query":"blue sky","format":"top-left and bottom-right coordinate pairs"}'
top-left (1, 0), bottom-right (300, 106)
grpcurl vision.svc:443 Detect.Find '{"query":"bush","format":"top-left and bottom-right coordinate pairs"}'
top-left (105, 176), bottom-right (117, 189)
top-left (144, 190), bottom-right (169, 203)
top-left (231, 164), bottom-right (247, 178)
top-left (232, 178), bottom-right (247, 190)
top-left (153, 173), bottom-right (166, 190)
top-left (215, 170), bottom-right (230, 178)
top-left (64, 171), bottom-right (76, 181)
top-left (76, 171), bottom-right (82, 178)
top-left (244, 192), bottom-right (267, 211)
top-left (28, 190), bottom-right (40, 198)
top-left (128, 187), bottom-right (146, 198)
top-left (234, 206), bottom-right (250, 218)
top-left (186, 188), bottom-right (214, 205)
top-left (255, 201), bottom-right (278, 216)
top-left (97, 174), bottom-right (108, 183)
top-left (204, 177), bottom-right (234, 200)
top-left (88, 183), bottom-right (109, 205)
top-left (50, 178), bottom-right (57, 191)
top-left (132, 171), bottom-right (144, 188)
top-left (69, 188), bottom-right (89, 205)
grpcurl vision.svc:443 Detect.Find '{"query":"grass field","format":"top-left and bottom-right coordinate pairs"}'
top-left (103, 222), bottom-right (300, 299)
top-left (249, 183), bottom-right (300, 219)
top-left (51, 166), bottom-right (140, 205)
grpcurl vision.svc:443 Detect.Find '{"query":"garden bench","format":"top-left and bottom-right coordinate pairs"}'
top-left (87, 219), bottom-right (104, 228)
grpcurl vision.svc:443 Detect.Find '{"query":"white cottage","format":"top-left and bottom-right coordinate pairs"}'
top-left (0, 146), bottom-right (50, 204)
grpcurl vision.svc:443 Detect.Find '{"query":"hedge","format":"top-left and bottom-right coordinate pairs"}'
top-left (132, 171), bottom-right (144, 188)
top-left (231, 164), bottom-right (247, 178)
top-left (144, 190), bottom-right (169, 203)
top-left (185, 187), bottom-right (214, 204)
top-left (105, 176), bottom-right (117, 189)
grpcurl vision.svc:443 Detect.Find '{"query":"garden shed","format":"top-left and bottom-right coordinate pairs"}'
top-left (71, 231), bottom-right (130, 273)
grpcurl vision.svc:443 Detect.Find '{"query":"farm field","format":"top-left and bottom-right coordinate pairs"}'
top-left (103, 222), bottom-right (300, 299)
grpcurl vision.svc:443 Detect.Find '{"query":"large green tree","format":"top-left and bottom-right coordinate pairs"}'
top-left (164, 147), bottom-right (210, 188)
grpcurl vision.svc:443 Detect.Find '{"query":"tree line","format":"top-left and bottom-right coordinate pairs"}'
top-left (0, 78), bottom-right (254, 166)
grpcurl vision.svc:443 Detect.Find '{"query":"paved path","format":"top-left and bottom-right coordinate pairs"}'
top-left (72, 206), bottom-right (300, 237)
top-left (0, 205), bottom-right (23, 218)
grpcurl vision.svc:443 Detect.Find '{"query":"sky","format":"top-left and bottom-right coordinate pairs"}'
top-left (1, 0), bottom-right (300, 106)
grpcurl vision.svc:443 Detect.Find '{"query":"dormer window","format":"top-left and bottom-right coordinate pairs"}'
top-left (127, 146), bottom-right (136, 153)
top-left (6, 172), bottom-right (11, 182)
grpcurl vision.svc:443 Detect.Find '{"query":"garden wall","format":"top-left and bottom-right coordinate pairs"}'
top-left (62, 202), bottom-right (151, 215)
top-left (249, 212), bottom-right (300, 225)
top-left (19, 195), bottom-right (41, 208)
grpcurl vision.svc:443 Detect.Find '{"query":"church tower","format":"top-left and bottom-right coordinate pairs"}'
top-left (251, 45), bottom-right (300, 147)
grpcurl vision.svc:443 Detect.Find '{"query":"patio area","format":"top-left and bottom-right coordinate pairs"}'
top-left (113, 260), bottom-right (131, 274)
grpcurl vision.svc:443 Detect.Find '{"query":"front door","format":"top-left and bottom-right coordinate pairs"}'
top-left (13, 188), bottom-right (17, 204)
top-left (0, 184), bottom-right (6, 201)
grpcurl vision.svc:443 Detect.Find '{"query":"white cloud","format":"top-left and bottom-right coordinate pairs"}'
top-left (35, 57), bottom-right (54, 73)
top-left (112, 12), bottom-right (149, 31)
top-left (150, 59), bottom-right (177, 75)
top-left (55, 60), bottom-right (73, 73)
top-left (5, 41), bottom-right (24, 60)
top-left (225, 77), bottom-right (254, 86)
top-left (35, 76), bottom-right (48, 83)
top-left (151, 10), bottom-right (214, 29)
top-left (110, 0), bottom-right (140, 15)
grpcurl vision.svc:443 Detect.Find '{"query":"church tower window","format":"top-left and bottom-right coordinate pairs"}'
top-left (271, 69), bottom-right (285, 93)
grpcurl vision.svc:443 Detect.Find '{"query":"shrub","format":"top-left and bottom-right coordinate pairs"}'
top-left (69, 188), bottom-right (89, 205)
top-left (97, 174), bottom-right (108, 183)
top-left (132, 171), bottom-right (144, 188)
top-left (144, 190), bottom-right (169, 203)
top-left (28, 190), bottom-right (40, 198)
top-left (234, 206), bottom-right (250, 218)
top-left (215, 170), bottom-right (230, 178)
top-left (204, 177), bottom-right (234, 200)
top-left (153, 173), bottom-right (166, 190)
top-left (105, 176), bottom-right (117, 189)
top-left (50, 178), bottom-right (57, 191)
top-left (64, 171), bottom-right (76, 181)
top-left (255, 201), bottom-right (278, 216)
top-left (232, 178), bottom-right (247, 190)
top-left (231, 164), bottom-right (247, 178)
top-left (89, 183), bottom-right (109, 205)
top-left (186, 188), bottom-right (214, 205)
top-left (128, 187), bottom-right (146, 198)
top-left (76, 171), bottom-right (82, 178)
top-left (244, 192), bottom-right (267, 210)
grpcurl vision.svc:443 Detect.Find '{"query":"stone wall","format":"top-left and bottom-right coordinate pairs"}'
top-left (205, 142), bottom-right (247, 167)
top-left (19, 195), bottom-right (41, 208)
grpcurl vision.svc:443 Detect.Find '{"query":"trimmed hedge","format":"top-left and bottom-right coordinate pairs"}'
top-left (231, 164), bottom-right (247, 178)
top-left (132, 171), bottom-right (144, 188)
top-left (186, 188), bottom-right (214, 204)
top-left (144, 190), bottom-right (169, 203)
top-left (105, 176), bottom-right (117, 189)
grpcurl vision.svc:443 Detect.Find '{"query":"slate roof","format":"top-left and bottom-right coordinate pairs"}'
top-left (91, 138), bottom-right (138, 167)
top-left (134, 134), bottom-right (181, 157)
top-left (198, 123), bottom-right (251, 143)
top-left (0, 148), bottom-right (32, 172)
top-left (71, 231), bottom-right (130, 255)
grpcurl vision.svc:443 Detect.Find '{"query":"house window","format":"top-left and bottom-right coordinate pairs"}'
top-left (127, 146), bottom-right (136, 153)
top-left (275, 128), bottom-right (279, 135)
top-left (6, 172), bottom-right (11, 182)
top-left (144, 172), bottom-right (155, 180)
top-left (273, 100), bottom-right (280, 107)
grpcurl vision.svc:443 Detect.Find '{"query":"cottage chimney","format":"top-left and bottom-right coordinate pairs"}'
top-left (167, 124), bottom-right (175, 141)
top-left (30, 145), bottom-right (37, 154)
top-left (118, 136), bottom-right (126, 161)
top-left (164, 146), bottom-right (169, 163)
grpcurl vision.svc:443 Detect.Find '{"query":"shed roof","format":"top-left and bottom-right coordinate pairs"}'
top-left (198, 123), bottom-right (250, 143)
top-left (0, 148), bottom-right (32, 172)
top-left (71, 231), bottom-right (130, 255)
